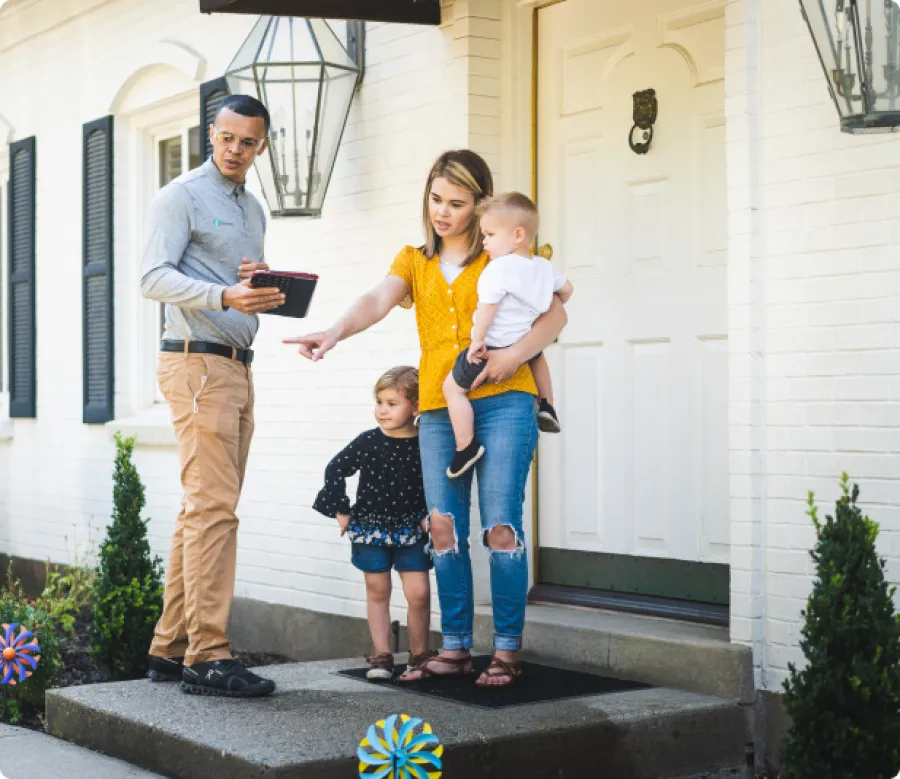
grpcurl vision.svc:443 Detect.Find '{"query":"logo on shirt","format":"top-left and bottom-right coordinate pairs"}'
top-left (213, 217), bottom-right (222, 227)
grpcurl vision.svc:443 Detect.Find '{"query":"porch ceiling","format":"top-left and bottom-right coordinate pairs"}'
top-left (198, 0), bottom-right (441, 24)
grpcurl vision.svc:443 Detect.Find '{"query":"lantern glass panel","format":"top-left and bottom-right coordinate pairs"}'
top-left (801, 0), bottom-right (900, 131)
top-left (309, 66), bottom-right (358, 212)
top-left (867, 1), bottom-right (900, 114)
top-left (225, 15), bottom-right (359, 216)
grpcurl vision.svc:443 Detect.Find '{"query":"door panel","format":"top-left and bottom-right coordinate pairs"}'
top-left (537, 0), bottom-right (728, 573)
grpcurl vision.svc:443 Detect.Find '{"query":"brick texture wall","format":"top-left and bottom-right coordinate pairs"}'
top-left (0, 0), bottom-right (503, 627)
top-left (727, 0), bottom-right (900, 691)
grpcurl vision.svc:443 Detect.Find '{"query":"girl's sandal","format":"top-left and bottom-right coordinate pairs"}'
top-left (398, 652), bottom-right (473, 682)
top-left (366, 652), bottom-right (396, 680)
top-left (475, 656), bottom-right (523, 688)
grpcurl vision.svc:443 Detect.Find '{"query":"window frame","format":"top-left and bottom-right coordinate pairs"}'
top-left (0, 154), bottom-right (8, 406)
top-left (149, 119), bottom-right (202, 402)
top-left (115, 93), bottom-right (199, 423)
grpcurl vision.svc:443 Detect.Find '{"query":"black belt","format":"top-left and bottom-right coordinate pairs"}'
top-left (161, 340), bottom-right (254, 366)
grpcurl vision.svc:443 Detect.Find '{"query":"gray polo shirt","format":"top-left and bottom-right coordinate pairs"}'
top-left (140, 159), bottom-right (266, 350)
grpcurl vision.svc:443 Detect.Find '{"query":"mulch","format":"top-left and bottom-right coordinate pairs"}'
top-left (3, 608), bottom-right (292, 733)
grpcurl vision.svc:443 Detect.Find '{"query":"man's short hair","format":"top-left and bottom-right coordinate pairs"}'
top-left (476, 191), bottom-right (540, 239)
top-left (215, 95), bottom-right (271, 134)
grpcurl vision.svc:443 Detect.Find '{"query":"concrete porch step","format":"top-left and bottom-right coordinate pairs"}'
top-left (475, 603), bottom-right (753, 702)
top-left (46, 658), bottom-right (748, 779)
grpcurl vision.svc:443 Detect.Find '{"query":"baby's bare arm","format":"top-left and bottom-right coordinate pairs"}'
top-left (470, 302), bottom-right (500, 345)
top-left (556, 280), bottom-right (574, 304)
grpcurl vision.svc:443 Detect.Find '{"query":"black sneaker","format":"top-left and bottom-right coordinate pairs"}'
top-left (537, 399), bottom-right (561, 433)
top-left (147, 655), bottom-right (184, 682)
top-left (447, 439), bottom-right (485, 479)
top-left (181, 659), bottom-right (276, 698)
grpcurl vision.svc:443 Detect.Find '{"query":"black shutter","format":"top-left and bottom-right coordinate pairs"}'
top-left (82, 117), bottom-right (114, 424)
top-left (200, 77), bottom-right (229, 161)
top-left (8, 137), bottom-right (36, 419)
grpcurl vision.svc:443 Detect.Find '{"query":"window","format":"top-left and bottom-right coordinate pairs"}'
top-left (155, 125), bottom-right (201, 340)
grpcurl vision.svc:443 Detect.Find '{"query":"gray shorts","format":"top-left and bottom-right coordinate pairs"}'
top-left (451, 347), bottom-right (544, 391)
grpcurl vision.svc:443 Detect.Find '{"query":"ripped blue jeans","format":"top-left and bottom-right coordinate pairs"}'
top-left (419, 391), bottom-right (538, 652)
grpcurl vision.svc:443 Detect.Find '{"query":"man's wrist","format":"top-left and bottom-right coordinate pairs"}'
top-left (214, 285), bottom-right (230, 312)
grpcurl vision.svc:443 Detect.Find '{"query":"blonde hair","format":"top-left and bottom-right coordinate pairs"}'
top-left (476, 192), bottom-right (540, 242)
top-left (374, 366), bottom-right (419, 405)
top-left (421, 150), bottom-right (494, 266)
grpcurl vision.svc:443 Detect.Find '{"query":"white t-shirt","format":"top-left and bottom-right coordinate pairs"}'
top-left (440, 262), bottom-right (465, 285)
top-left (475, 253), bottom-right (567, 348)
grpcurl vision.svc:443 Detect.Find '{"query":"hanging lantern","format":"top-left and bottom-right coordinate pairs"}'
top-left (800, 0), bottom-right (900, 133)
top-left (225, 17), bottom-right (361, 216)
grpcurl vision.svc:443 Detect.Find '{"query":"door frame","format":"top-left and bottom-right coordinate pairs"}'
top-left (504, 0), bottom-right (731, 621)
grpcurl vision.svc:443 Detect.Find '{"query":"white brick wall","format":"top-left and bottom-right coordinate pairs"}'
top-left (7, 0), bottom-right (898, 692)
top-left (0, 0), bottom-right (504, 628)
top-left (728, 0), bottom-right (900, 691)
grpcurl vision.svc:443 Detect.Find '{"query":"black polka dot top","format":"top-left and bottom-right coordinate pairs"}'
top-left (313, 428), bottom-right (427, 547)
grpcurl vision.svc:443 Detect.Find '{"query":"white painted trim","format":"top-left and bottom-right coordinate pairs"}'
top-left (0, 113), bottom-right (14, 144)
top-left (108, 41), bottom-right (207, 114)
top-left (105, 404), bottom-right (177, 448)
top-left (515, 0), bottom-right (567, 8)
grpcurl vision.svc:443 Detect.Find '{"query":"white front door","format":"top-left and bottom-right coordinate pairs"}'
top-left (537, 0), bottom-right (729, 578)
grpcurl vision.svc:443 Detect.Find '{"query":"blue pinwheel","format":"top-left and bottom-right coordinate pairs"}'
top-left (0, 623), bottom-right (41, 685)
top-left (358, 713), bottom-right (443, 779)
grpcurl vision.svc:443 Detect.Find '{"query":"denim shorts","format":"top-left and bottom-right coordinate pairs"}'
top-left (350, 538), bottom-right (432, 574)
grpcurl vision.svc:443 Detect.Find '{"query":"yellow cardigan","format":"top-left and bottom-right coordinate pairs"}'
top-left (389, 245), bottom-right (537, 412)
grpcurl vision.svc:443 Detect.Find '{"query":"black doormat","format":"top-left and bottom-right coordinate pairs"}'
top-left (337, 656), bottom-right (652, 709)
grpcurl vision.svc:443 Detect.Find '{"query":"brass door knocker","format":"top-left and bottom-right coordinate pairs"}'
top-left (629, 88), bottom-right (658, 155)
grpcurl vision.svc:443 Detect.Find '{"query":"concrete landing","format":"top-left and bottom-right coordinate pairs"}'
top-left (475, 603), bottom-right (754, 701)
top-left (46, 658), bottom-right (748, 779)
top-left (0, 724), bottom-right (165, 779)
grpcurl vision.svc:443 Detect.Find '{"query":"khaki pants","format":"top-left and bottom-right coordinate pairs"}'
top-left (149, 351), bottom-right (254, 666)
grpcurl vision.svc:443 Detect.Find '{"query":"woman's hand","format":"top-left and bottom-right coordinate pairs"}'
top-left (283, 276), bottom-right (410, 362)
top-left (470, 343), bottom-right (524, 390)
top-left (283, 329), bottom-right (339, 361)
top-left (337, 514), bottom-right (350, 536)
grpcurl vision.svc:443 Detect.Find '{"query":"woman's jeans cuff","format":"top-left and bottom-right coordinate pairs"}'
top-left (442, 634), bottom-right (473, 651)
top-left (493, 634), bottom-right (522, 652)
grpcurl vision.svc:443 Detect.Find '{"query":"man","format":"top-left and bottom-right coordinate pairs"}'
top-left (141, 95), bottom-right (284, 698)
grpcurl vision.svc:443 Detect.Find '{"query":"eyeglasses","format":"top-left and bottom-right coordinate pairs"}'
top-left (212, 129), bottom-right (266, 152)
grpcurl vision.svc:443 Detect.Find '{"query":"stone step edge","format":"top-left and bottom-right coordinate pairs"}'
top-left (46, 685), bottom-right (749, 779)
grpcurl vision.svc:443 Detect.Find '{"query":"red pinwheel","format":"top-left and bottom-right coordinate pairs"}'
top-left (0, 623), bottom-right (41, 685)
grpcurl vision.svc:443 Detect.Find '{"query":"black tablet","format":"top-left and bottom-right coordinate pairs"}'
top-left (250, 270), bottom-right (319, 318)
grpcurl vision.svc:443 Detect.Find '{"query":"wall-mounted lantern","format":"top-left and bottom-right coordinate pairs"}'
top-left (800, 0), bottom-right (900, 133)
top-left (225, 16), bottom-right (362, 217)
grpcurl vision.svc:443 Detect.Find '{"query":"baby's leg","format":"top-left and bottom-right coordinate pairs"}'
top-left (443, 371), bottom-right (476, 451)
top-left (530, 353), bottom-right (554, 404)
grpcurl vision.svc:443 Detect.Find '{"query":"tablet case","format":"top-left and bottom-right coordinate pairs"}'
top-left (250, 270), bottom-right (319, 318)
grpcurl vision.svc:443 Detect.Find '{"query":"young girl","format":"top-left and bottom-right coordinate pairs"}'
top-left (313, 366), bottom-right (433, 680)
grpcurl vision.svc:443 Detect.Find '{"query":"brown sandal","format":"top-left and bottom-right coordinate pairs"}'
top-left (366, 652), bottom-right (395, 680)
top-left (475, 656), bottom-right (523, 688)
top-left (407, 649), bottom-right (438, 668)
top-left (398, 651), bottom-right (473, 682)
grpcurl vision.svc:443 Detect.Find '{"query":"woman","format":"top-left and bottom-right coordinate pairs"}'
top-left (284, 150), bottom-right (567, 687)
